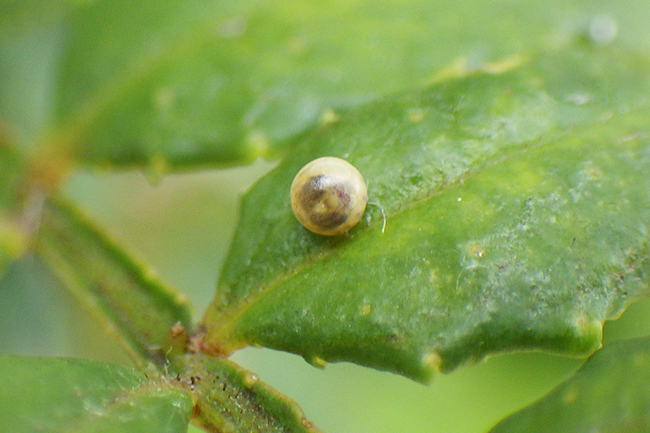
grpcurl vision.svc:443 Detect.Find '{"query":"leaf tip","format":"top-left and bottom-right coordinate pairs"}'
top-left (305, 355), bottom-right (327, 369)
top-left (574, 314), bottom-right (601, 334)
top-left (419, 351), bottom-right (442, 383)
top-left (242, 371), bottom-right (259, 388)
top-left (572, 314), bottom-right (604, 353)
top-left (142, 154), bottom-right (170, 185)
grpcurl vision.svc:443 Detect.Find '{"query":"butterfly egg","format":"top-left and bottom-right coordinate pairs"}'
top-left (290, 157), bottom-right (368, 236)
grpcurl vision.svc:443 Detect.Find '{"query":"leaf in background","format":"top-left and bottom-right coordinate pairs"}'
top-left (0, 143), bottom-right (29, 275)
top-left (174, 353), bottom-right (321, 433)
top-left (36, 198), bottom-right (193, 366)
top-left (2, 0), bottom-right (648, 170)
top-left (0, 0), bottom-right (72, 150)
top-left (0, 1), bottom-right (73, 278)
top-left (0, 0), bottom-right (72, 29)
top-left (489, 336), bottom-right (650, 432)
top-left (0, 355), bottom-right (192, 433)
top-left (201, 45), bottom-right (650, 382)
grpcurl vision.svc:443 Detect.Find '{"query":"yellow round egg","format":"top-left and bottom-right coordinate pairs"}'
top-left (290, 157), bottom-right (368, 236)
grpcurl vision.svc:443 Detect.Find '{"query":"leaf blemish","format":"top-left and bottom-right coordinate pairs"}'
top-left (319, 108), bottom-right (339, 125)
top-left (562, 387), bottom-right (579, 405)
top-left (153, 87), bottom-right (175, 111)
top-left (217, 17), bottom-right (247, 38)
top-left (407, 108), bottom-right (425, 123)
top-left (565, 93), bottom-right (591, 105)
top-left (467, 242), bottom-right (485, 258)
top-left (421, 352), bottom-right (442, 373)
top-left (588, 14), bottom-right (618, 45)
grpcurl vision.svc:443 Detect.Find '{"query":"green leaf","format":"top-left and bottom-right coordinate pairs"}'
top-left (0, 0), bottom-right (72, 30)
top-left (0, 355), bottom-right (192, 433)
top-left (489, 336), bottom-right (650, 432)
top-left (201, 45), bottom-right (650, 382)
top-left (0, 142), bottom-right (22, 209)
top-left (36, 198), bottom-right (193, 366)
top-left (0, 144), bottom-right (28, 274)
top-left (0, 2), bottom-right (70, 147)
top-left (9, 0), bottom-right (648, 170)
top-left (173, 354), bottom-right (321, 433)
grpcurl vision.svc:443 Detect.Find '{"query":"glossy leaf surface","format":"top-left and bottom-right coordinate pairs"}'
top-left (36, 198), bottom-right (193, 366)
top-left (0, 355), bottom-right (192, 433)
top-left (490, 337), bottom-right (650, 432)
top-left (202, 45), bottom-right (650, 382)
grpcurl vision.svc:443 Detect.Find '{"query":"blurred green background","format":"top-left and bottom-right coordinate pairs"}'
top-left (3, 163), bottom-right (650, 433)
top-left (3, 0), bottom-right (650, 430)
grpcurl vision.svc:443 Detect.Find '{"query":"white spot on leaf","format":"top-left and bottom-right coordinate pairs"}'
top-left (589, 15), bottom-right (618, 45)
